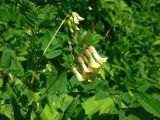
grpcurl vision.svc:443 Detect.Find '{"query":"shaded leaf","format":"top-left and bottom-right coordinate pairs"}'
top-left (1, 49), bottom-right (12, 68)
top-left (48, 72), bottom-right (68, 93)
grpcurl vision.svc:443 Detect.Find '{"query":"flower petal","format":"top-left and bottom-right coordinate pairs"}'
top-left (73, 16), bottom-right (79, 24)
top-left (89, 46), bottom-right (108, 64)
top-left (72, 67), bottom-right (84, 81)
top-left (85, 48), bottom-right (101, 69)
top-left (78, 56), bottom-right (91, 73)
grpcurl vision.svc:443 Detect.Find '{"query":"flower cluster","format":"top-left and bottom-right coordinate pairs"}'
top-left (66, 12), bottom-right (84, 33)
top-left (72, 46), bottom-right (108, 83)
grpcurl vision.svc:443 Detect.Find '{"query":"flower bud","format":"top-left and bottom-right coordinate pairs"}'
top-left (46, 64), bottom-right (52, 72)
top-left (26, 28), bottom-right (33, 36)
top-left (73, 16), bottom-right (79, 24)
top-left (72, 67), bottom-right (84, 81)
top-left (87, 79), bottom-right (92, 83)
top-left (85, 49), bottom-right (101, 69)
top-left (88, 46), bottom-right (108, 64)
top-left (72, 12), bottom-right (84, 21)
top-left (73, 25), bottom-right (80, 31)
top-left (88, 6), bottom-right (93, 11)
top-left (72, 12), bottom-right (78, 17)
top-left (69, 27), bottom-right (74, 33)
top-left (67, 20), bottom-right (72, 27)
top-left (69, 16), bottom-right (74, 22)
top-left (77, 16), bottom-right (84, 21)
top-left (72, 12), bottom-right (84, 24)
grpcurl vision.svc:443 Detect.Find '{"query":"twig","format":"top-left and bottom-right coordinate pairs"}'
top-left (105, 29), bottom-right (111, 38)
top-left (29, 59), bottom-right (40, 111)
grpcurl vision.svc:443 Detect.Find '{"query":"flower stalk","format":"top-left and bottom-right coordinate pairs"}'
top-left (43, 14), bottom-right (69, 55)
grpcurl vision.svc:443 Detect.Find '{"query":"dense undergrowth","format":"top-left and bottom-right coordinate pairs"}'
top-left (0, 0), bottom-right (160, 120)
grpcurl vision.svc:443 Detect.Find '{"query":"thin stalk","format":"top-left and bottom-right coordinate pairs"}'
top-left (43, 15), bottom-right (68, 55)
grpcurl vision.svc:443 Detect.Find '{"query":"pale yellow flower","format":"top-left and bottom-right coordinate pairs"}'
top-left (85, 48), bottom-right (101, 69)
top-left (69, 27), bottom-right (74, 33)
top-left (88, 46), bottom-right (108, 64)
top-left (72, 12), bottom-right (84, 24)
top-left (78, 55), bottom-right (91, 73)
top-left (72, 67), bottom-right (84, 81)
top-left (73, 25), bottom-right (80, 31)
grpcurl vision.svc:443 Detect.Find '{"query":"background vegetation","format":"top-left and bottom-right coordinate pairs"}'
top-left (0, 0), bottom-right (160, 119)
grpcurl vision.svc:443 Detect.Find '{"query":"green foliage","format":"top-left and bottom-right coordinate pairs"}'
top-left (0, 0), bottom-right (160, 119)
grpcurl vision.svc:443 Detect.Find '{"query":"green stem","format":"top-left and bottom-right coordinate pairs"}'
top-left (43, 15), bottom-right (68, 55)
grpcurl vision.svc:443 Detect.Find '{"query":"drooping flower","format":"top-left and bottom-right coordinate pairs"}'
top-left (72, 46), bottom-right (108, 84)
top-left (73, 15), bottom-right (79, 24)
top-left (72, 12), bottom-right (84, 24)
top-left (85, 48), bottom-right (101, 69)
top-left (73, 25), bottom-right (80, 31)
top-left (78, 55), bottom-right (92, 80)
top-left (69, 27), bottom-right (74, 33)
top-left (88, 46), bottom-right (108, 64)
top-left (78, 55), bottom-right (91, 73)
top-left (72, 67), bottom-right (84, 81)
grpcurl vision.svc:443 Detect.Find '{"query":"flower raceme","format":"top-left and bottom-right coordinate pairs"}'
top-left (72, 46), bottom-right (108, 83)
top-left (66, 12), bottom-right (84, 33)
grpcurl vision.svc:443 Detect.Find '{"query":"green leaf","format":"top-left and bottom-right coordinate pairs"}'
top-left (119, 110), bottom-right (125, 120)
top-left (0, 49), bottom-right (23, 75)
top-left (119, 92), bottom-right (132, 104)
top-left (73, 30), bottom-right (103, 47)
top-left (135, 92), bottom-right (160, 118)
top-left (10, 50), bottom-right (24, 75)
top-left (61, 94), bottom-right (74, 112)
top-left (47, 98), bottom-right (60, 119)
top-left (44, 50), bottom-right (62, 59)
top-left (94, 91), bottom-right (110, 100)
top-left (0, 77), bottom-right (3, 87)
top-left (1, 49), bottom-right (12, 68)
top-left (126, 114), bottom-right (141, 120)
top-left (46, 70), bottom-right (58, 89)
top-left (82, 96), bottom-right (115, 117)
top-left (40, 104), bottom-right (59, 120)
top-left (48, 72), bottom-right (68, 93)
top-left (99, 97), bottom-right (115, 114)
